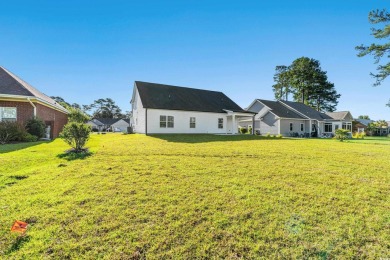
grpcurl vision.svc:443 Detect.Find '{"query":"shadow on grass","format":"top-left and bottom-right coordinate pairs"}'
top-left (6, 235), bottom-right (30, 255)
top-left (57, 150), bottom-right (93, 161)
top-left (149, 134), bottom-right (294, 143)
top-left (0, 141), bottom-right (51, 154)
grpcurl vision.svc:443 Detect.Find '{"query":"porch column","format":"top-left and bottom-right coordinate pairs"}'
top-left (252, 115), bottom-right (255, 135)
top-left (232, 115), bottom-right (236, 134)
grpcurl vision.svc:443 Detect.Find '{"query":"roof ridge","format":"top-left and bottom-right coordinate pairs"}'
top-left (135, 81), bottom-right (224, 94)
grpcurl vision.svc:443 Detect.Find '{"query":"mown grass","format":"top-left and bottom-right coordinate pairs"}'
top-left (0, 134), bottom-right (389, 258)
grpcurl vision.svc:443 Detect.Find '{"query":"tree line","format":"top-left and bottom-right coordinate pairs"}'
top-left (51, 97), bottom-right (130, 119)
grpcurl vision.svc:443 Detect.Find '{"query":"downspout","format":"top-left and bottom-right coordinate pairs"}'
top-left (145, 108), bottom-right (148, 135)
top-left (27, 98), bottom-right (36, 117)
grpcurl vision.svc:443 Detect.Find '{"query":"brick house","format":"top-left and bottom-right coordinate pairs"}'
top-left (0, 66), bottom-right (68, 138)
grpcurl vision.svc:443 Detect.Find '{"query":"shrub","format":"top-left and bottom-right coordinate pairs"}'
top-left (276, 134), bottom-right (283, 139)
top-left (26, 117), bottom-right (46, 138)
top-left (0, 121), bottom-right (23, 144)
top-left (240, 128), bottom-right (247, 134)
top-left (67, 107), bottom-right (90, 123)
top-left (22, 133), bottom-right (38, 142)
top-left (60, 122), bottom-right (91, 152)
top-left (335, 129), bottom-right (350, 142)
top-left (248, 126), bottom-right (252, 134)
top-left (265, 132), bottom-right (271, 138)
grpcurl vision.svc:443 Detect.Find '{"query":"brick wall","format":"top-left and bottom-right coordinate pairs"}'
top-left (0, 100), bottom-right (68, 138)
top-left (36, 103), bottom-right (68, 138)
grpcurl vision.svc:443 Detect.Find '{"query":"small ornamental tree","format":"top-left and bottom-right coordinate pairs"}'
top-left (60, 107), bottom-right (91, 152)
top-left (335, 129), bottom-right (350, 142)
top-left (67, 106), bottom-right (90, 123)
top-left (60, 122), bottom-right (91, 152)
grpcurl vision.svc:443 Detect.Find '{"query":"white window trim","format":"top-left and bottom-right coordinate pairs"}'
top-left (0, 107), bottom-right (17, 122)
top-left (190, 117), bottom-right (196, 128)
top-left (324, 123), bottom-right (333, 133)
top-left (218, 118), bottom-right (223, 129)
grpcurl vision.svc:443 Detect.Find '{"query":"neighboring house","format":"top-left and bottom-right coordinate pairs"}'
top-left (353, 118), bottom-right (390, 136)
top-left (87, 118), bottom-right (130, 132)
top-left (239, 99), bottom-right (353, 137)
top-left (0, 66), bottom-right (68, 138)
top-left (130, 81), bottom-right (254, 134)
top-left (353, 118), bottom-right (373, 133)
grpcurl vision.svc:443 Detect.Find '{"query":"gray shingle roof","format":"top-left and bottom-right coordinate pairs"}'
top-left (257, 99), bottom-right (305, 119)
top-left (94, 118), bottom-right (121, 126)
top-left (0, 66), bottom-right (68, 113)
top-left (280, 101), bottom-right (333, 120)
top-left (135, 81), bottom-right (250, 113)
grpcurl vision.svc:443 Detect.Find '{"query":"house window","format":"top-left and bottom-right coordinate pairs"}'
top-left (335, 125), bottom-right (339, 130)
top-left (218, 118), bottom-right (223, 129)
top-left (190, 117), bottom-right (196, 128)
top-left (0, 107), bottom-right (17, 122)
top-left (167, 116), bottom-right (174, 128)
top-left (289, 123), bottom-right (293, 131)
top-left (342, 122), bottom-right (352, 131)
top-left (160, 115), bottom-right (167, 128)
top-left (300, 123), bottom-right (304, 132)
top-left (324, 123), bottom-right (333, 132)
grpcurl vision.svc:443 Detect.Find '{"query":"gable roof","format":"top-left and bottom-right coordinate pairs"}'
top-left (94, 118), bottom-right (122, 126)
top-left (135, 81), bottom-right (249, 113)
top-left (0, 66), bottom-right (68, 113)
top-left (280, 100), bottom-right (333, 120)
top-left (257, 99), bottom-right (305, 119)
top-left (354, 119), bottom-right (373, 126)
top-left (326, 111), bottom-right (350, 120)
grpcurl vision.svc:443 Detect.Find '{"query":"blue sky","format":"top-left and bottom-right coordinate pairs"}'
top-left (1, 1), bottom-right (389, 119)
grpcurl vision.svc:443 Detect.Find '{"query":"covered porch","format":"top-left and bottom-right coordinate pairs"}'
top-left (224, 110), bottom-right (255, 134)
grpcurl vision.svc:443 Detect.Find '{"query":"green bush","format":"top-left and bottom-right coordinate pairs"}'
top-left (276, 134), bottom-right (283, 139)
top-left (335, 129), bottom-right (350, 142)
top-left (26, 117), bottom-right (46, 138)
top-left (265, 132), bottom-right (271, 138)
top-left (240, 128), bottom-right (247, 134)
top-left (22, 133), bottom-right (38, 142)
top-left (0, 121), bottom-right (24, 144)
top-left (67, 107), bottom-right (90, 123)
top-left (60, 122), bottom-right (91, 152)
top-left (248, 126), bottom-right (252, 134)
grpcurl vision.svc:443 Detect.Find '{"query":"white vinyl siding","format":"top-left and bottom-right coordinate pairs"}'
top-left (146, 109), bottom-right (229, 134)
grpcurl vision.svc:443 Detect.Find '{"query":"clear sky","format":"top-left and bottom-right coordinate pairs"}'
top-left (1, 1), bottom-right (389, 119)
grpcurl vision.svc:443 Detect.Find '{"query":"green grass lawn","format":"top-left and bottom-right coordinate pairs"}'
top-left (0, 134), bottom-right (389, 258)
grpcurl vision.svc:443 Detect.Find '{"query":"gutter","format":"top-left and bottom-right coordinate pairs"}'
top-left (27, 97), bottom-right (37, 117)
top-left (0, 94), bottom-right (68, 114)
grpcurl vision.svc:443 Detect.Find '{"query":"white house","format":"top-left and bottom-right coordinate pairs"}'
top-left (130, 81), bottom-right (254, 134)
top-left (239, 99), bottom-right (353, 137)
top-left (87, 118), bottom-right (130, 132)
